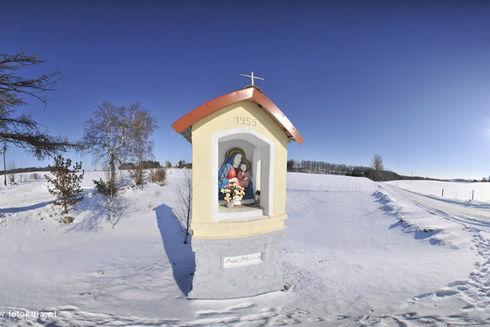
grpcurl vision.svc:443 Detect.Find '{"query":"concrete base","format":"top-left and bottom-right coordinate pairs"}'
top-left (188, 231), bottom-right (283, 299)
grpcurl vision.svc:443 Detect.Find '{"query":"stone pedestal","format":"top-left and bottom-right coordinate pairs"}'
top-left (188, 231), bottom-right (283, 299)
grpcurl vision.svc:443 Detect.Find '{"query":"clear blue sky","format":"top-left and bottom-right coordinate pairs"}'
top-left (2, 0), bottom-right (490, 179)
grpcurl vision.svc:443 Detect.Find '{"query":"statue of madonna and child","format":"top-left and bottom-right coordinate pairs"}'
top-left (218, 148), bottom-right (255, 206)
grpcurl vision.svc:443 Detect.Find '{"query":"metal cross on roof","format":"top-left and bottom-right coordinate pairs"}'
top-left (240, 71), bottom-right (264, 86)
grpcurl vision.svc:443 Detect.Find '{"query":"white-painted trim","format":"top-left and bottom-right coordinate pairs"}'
top-left (211, 127), bottom-right (275, 222)
top-left (218, 206), bottom-right (264, 221)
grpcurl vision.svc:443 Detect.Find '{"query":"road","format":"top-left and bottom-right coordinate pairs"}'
top-left (381, 183), bottom-right (490, 325)
top-left (383, 184), bottom-right (490, 231)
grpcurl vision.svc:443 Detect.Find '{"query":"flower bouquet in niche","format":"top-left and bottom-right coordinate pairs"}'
top-left (221, 181), bottom-right (245, 208)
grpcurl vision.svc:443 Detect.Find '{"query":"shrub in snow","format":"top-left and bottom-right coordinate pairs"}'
top-left (129, 164), bottom-right (145, 187)
top-left (150, 168), bottom-right (166, 185)
top-left (45, 155), bottom-right (84, 220)
top-left (7, 161), bottom-right (16, 184)
top-left (93, 178), bottom-right (117, 197)
top-left (93, 177), bottom-right (124, 229)
top-left (173, 171), bottom-right (192, 243)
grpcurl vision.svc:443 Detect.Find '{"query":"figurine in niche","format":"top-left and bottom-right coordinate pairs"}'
top-left (218, 148), bottom-right (255, 203)
top-left (237, 160), bottom-right (254, 200)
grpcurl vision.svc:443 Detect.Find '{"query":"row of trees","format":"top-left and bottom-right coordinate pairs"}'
top-left (287, 154), bottom-right (435, 182)
top-left (119, 160), bottom-right (161, 170)
top-left (1, 159), bottom-right (189, 177)
top-left (287, 159), bottom-right (369, 176)
top-left (119, 160), bottom-right (190, 170)
top-left (287, 154), bottom-right (391, 181)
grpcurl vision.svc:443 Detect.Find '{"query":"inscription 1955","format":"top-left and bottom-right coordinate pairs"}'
top-left (234, 116), bottom-right (257, 127)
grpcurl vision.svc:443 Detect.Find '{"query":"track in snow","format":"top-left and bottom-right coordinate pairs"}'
top-left (379, 184), bottom-right (490, 325)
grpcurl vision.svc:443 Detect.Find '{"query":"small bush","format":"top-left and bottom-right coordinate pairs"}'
top-left (150, 168), bottom-right (166, 184)
top-left (129, 166), bottom-right (145, 187)
top-left (30, 173), bottom-right (40, 180)
top-left (93, 178), bottom-right (118, 196)
top-left (92, 177), bottom-right (124, 228)
top-left (45, 155), bottom-right (84, 217)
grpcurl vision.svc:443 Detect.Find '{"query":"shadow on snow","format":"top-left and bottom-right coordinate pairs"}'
top-left (153, 203), bottom-right (195, 296)
top-left (65, 190), bottom-right (111, 233)
top-left (372, 191), bottom-right (443, 245)
top-left (0, 200), bottom-right (53, 214)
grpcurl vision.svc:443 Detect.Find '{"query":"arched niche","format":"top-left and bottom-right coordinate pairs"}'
top-left (211, 128), bottom-right (274, 221)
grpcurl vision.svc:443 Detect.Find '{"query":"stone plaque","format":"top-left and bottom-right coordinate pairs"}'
top-left (223, 252), bottom-right (263, 268)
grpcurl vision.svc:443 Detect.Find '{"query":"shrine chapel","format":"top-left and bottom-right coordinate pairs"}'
top-left (172, 82), bottom-right (302, 299)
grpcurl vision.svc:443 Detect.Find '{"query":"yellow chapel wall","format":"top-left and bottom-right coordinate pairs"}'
top-left (191, 100), bottom-right (289, 239)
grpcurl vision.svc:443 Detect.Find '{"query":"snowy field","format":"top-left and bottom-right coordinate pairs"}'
top-left (0, 171), bottom-right (488, 326)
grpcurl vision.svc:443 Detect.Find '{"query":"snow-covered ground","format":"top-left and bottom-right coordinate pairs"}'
top-left (387, 179), bottom-right (490, 202)
top-left (0, 171), bottom-right (488, 326)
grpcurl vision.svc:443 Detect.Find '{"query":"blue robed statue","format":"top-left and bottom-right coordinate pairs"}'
top-left (218, 150), bottom-right (255, 201)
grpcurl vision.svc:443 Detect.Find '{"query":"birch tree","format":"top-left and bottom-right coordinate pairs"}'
top-left (83, 101), bottom-right (133, 228)
top-left (126, 103), bottom-right (156, 188)
top-left (83, 102), bottom-right (133, 186)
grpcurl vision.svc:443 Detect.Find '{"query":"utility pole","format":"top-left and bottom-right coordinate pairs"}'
top-left (1, 144), bottom-right (6, 186)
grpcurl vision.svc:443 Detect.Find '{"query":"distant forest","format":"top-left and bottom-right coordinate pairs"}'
top-left (286, 159), bottom-right (444, 182)
top-left (0, 160), bottom-right (191, 176)
top-left (0, 166), bottom-right (51, 175)
top-left (119, 160), bottom-right (162, 170)
top-left (1, 159), bottom-right (484, 183)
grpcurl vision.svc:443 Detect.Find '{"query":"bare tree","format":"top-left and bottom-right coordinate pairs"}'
top-left (0, 53), bottom-right (76, 158)
top-left (83, 102), bottom-right (133, 187)
top-left (372, 154), bottom-right (384, 181)
top-left (174, 171), bottom-right (192, 243)
top-left (127, 103), bottom-right (156, 188)
top-left (1, 143), bottom-right (6, 185)
top-left (83, 102), bottom-right (136, 228)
